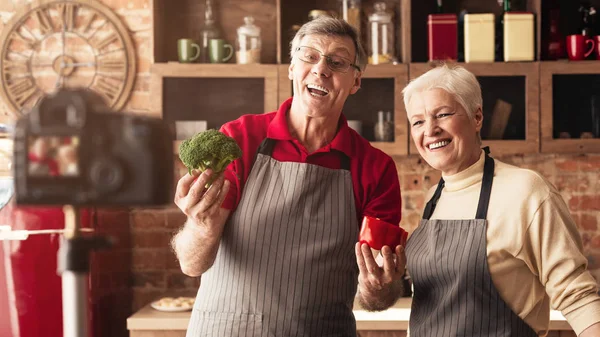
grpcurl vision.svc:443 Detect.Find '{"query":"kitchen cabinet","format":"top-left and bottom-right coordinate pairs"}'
top-left (150, 0), bottom-right (600, 155)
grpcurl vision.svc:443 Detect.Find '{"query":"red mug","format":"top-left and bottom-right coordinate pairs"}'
top-left (594, 35), bottom-right (600, 60)
top-left (567, 34), bottom-right (595, 60)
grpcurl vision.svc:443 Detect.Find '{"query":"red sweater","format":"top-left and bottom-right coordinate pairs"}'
top-left (221, 97), bottom-right (402, 226)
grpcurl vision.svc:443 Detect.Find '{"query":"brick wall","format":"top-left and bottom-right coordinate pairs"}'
top-left (1, 1), bottom-right (600, 336)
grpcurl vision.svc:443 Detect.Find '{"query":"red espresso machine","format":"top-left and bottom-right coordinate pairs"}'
top-left (0, 177), bottom-right (95, 337)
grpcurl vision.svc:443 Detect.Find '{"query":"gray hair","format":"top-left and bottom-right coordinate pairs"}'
top-left (289, 16), bottom-right (367, 72)
top-left (402, 64), bottom-right (482, 121)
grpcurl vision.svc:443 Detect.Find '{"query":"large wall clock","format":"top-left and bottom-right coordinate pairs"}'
top-left (0, 0), bottom-right (136, 116)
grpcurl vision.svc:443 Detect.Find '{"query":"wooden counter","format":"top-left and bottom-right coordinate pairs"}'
top-left (127, 297), bottom-right (575, 337)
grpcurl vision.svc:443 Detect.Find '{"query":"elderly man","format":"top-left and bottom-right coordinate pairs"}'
top-left (172, 17), bottom-right (406, 337)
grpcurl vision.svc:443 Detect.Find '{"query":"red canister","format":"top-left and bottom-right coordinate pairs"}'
top-left (427, 13), bottom-right (458, 61)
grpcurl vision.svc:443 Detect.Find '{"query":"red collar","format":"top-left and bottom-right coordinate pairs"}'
top-left (266, 97), bottom-right (356, 157)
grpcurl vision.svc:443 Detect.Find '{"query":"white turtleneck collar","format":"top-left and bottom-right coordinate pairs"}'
top-left (442, 149), bottom-right (486, 192)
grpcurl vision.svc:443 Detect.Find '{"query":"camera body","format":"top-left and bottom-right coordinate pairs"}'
top-left (13, 89), bottom-right (174, 206)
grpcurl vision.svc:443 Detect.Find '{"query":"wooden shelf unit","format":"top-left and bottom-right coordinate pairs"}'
top-left (278, 64), bottom-right (409, 156)
top-left (151, 0), bottom-right (600, 156)
top-left (540, 60), bottom-right (600, 154)
top-left (408, 62), bottom-right (540, 156)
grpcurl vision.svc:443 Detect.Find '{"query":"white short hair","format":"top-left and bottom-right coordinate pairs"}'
top-left (402, 64), bottom-right (482, 120)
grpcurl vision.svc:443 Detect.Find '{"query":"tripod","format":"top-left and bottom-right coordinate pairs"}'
top-left (58, 205), bottom-right (111, 337)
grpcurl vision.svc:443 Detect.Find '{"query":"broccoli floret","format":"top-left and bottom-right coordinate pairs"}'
top-left (178, 129), bottom-right (242, 185)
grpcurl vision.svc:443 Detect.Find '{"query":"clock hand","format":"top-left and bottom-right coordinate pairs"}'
top-left (63, 62), bottom-right (97, 68)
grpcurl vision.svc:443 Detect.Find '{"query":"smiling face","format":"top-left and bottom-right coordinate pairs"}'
top-left (288, 34), bottom-right (361, 119)
top-left (407, 88), bottom-right (483, 176)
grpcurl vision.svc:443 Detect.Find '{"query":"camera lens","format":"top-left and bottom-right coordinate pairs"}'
top-left (88, 157), bottom-right (124, 194)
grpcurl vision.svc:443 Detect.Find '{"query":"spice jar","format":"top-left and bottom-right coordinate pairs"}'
top-left (236, 16), bottom-right (261, 64)
top-left (368, 2), bottom-right (395, 64)
top-left (340, 0), bottom-right (361, 35)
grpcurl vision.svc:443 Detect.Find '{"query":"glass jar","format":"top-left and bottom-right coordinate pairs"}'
top-left (236, 16), bottom-right (261, 64)
top-left (340, 0), bottom-right (361, 35)
top-left (368, 2), bottom-right (395, 64)
top-left (374, 110), bottom-right (394, 142)
top-left (308, 10), bottom-right (332, 21)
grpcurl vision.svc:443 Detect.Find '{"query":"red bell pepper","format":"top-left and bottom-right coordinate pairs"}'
top-left (359, 216), bottom-right (408, 250)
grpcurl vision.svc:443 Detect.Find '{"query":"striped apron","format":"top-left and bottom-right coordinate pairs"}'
top-left (187, 138), bottom-right (359, 337)
top-left (405, 149), bottom-right (538, 337)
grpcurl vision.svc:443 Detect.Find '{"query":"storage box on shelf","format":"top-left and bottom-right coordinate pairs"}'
top-left (409, 0), bottom-right (541, 63)
top-left (408, 62), bottom-right (540, 156)
top-left (149, 63), bottom-right (279, 153)
top-left (540, 60), bottom-right (600, 153)
top-left (278, 64), bottom-right (409, 156)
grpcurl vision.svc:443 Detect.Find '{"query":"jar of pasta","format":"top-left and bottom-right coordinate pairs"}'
top-left (368, 2), bottom-right (394, 64)
top-left (236, 16), bottom-right (261, 64)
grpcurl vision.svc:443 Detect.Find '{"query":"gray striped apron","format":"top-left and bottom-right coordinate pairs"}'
top-left (187, 138), bottom-right (359, 337)
top-left (405, 148), bottom-right (538, 337)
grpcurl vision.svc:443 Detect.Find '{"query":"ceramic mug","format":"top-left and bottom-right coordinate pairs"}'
top-left (178, 39), bottom-right (200, 63)
top-left (566, 34), bottom-right (595, 61)
top-left (209, 39), bottom-right (234, 63)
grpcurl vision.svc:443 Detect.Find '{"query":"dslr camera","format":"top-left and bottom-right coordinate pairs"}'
top-left (13, 88), bottom-right (174, 206)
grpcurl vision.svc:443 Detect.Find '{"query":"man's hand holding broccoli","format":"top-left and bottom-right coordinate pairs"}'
top-left (178, 129), bottom-right (242, 186)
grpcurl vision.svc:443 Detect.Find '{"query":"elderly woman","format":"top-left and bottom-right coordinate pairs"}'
top-left (401, 64), bottom-right (600, 336)
top-left (172, 17), bottom-right (405, 337)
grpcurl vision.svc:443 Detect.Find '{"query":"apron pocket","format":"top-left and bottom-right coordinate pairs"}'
top-left (188, 310), bottom-right (263, 337)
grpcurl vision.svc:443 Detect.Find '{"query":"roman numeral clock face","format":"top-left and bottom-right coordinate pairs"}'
top-left (0, 0), bottom-right (136, 115)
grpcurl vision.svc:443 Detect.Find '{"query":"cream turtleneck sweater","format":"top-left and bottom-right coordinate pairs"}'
top-left (425, 150), bottom-right (600, 335)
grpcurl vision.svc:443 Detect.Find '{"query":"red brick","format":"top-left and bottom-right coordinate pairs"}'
top-left (166, 250), bottom-right (181, 271)
top-left (590, 235), bottom-right (600, 250)
top-left (587, 253), bottom-right (600, 270)
top-left (569, 195), bottom-right (600, 211)
top-left (95, 208), bottom-right (130, 229)
top-left (400, 212), bottom-right (422, 234)
top-left (166, 272), bottom-right (200, 289)
top-left (556, 159), bottom-right (579, 172)
top-left (132, 289), bottom-right (163, 311)
top-left (132, 271), bottom-right (166, 288)
top-left (134, 74), bottom-right (149, 91)
top-left (92, 250), bottom-right (131, 273)
top-left (124, 91), bottom-right (150, 111)
top-left (403, 193), bottom-right (424, 211)
top-left (400, 174), bottom-right (424, 191)
top-left (554, 174), bottom-right (588, 194)
top-left (575, 213), bottom-right (598, 231)
top-left (132, 231), bottom-right (171, 248)
top-left (580, 156), bottom-right (600, 171)
top-left (130, 209), bottom-right (165, 230)
top-left (165, 208), bottom-right (187, 230)
top-left (132, 249), bottom-right (168, 271)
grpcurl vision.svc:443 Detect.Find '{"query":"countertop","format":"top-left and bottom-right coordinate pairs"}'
top-left (127, 297), bottom-right (573, 331)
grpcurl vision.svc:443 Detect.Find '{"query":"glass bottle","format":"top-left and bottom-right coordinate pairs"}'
top-left (199, 0), bottom-right (221, 63)
top-left (236, 16), bottom-right (261, 64)
top-left (374, 111), bottom-right (394, 142)
top-left (368, 2), bottom-right (394, 65)
top-left (340, 0), bottom-right (362, 35)
top-left (435, 0), bottom-right (443, 13)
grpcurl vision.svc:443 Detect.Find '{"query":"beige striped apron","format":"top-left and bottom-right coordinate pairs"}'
top-left (405, 148), bottom-right (538, 337)
top-left (187, 138), bottom-right (359, 337)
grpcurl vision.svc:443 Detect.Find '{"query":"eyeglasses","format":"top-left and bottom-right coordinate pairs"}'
top-left (294, 46), bottom-right (361, 73)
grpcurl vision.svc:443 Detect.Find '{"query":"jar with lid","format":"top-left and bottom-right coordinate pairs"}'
top-left (368, 2), bottom-right (395, 64)
top-left (308, 9), bottom-right (332, 21)
top-left (236, 16), bottom-right (261, 64)
top-left (339, 0), bottom-right (361, 35)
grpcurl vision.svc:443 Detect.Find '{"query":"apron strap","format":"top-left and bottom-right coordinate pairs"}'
top-left (475, 147), bottom-right (494, 220)
top-left (254, 138), bottom-right (351, 171)
top-left (422, 147), bottom-right (495, 220)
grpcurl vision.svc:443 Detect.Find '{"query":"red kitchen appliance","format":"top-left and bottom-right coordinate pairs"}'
top-left (0, 181), bottom-right (95, 337)
top-left (427, 13), bottom-right (458, 61)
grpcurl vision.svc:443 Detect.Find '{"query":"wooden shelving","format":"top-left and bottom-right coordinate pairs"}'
top-left (408, 62), bottom-right (540, 156)
top-left (540, 60), bottom-right (600, 153)
top-left (151, 0), bottom-right (600, 156)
